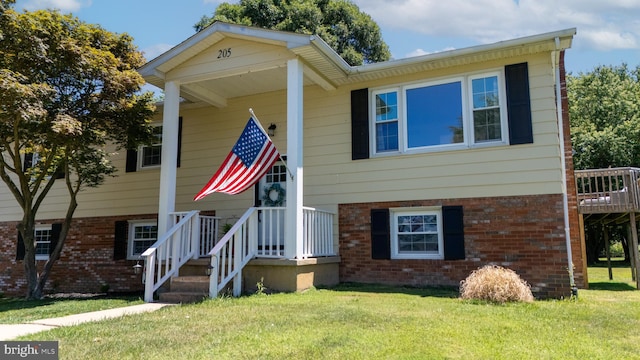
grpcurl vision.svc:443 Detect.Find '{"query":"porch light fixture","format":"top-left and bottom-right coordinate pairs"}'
top-left (133, 260), bottom-right (142, 275)
top-left (206, 264), bottom-right (214, 276)
top-left (267, 123), bottom-right (277, 137)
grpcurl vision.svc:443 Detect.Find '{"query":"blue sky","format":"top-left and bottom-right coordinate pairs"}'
top-left (14, 0), bottom-right (640, 78)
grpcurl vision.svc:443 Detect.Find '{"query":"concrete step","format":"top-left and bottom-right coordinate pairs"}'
top-left (159, 291), bottom-right (208, 304)
top-left (179, 258), bottom-right (211, 276)
top-left (170, 276), bottom-right (210, 293)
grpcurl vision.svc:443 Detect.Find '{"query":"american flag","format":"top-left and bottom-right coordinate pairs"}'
top-left (194, 117), bottom-right (280, 200)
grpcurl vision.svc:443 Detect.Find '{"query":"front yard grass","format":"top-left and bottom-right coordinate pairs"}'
top-left (17, 282), bottom-right (640, 360)
top-left (0, 294), bottom-right (143, 324)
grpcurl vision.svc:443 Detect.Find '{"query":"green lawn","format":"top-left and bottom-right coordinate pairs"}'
top-left (15, 282), bottom-right (640, 360)
top-left (0, 295), bottom-right (143, 324)
top-left (588, 260), bottom-right (637, 290)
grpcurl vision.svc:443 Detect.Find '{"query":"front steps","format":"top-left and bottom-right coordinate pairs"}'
top-left (158, 259), bottom-right (210, 303)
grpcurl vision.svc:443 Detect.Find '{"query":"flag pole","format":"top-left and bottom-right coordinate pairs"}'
top-left (249, 108), bottom-right (294, 181)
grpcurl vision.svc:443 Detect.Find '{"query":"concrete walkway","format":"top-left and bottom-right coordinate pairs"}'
top-left (0, 303), bottom-right (172, 340)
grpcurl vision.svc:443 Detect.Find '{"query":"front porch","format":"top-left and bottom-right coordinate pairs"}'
top-left (141, 207), bottom-right (338, 302)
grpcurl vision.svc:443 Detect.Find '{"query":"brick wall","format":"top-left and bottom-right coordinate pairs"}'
top-left (0, 214), bottom-right (157, 296)
top-left (339, 194), bottom-right (586, 299)
top-left (1, 210), bottom-right (218, 297)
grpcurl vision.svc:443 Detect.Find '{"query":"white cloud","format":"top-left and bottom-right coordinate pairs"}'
top-left (142, 43), bottom-right (174, 62)
top-left (353, 0), bottom-right (640, 51)
top-left (406, 47), bottom-right (456, 58)
top-left (21, 0), bottom-right (89, 12)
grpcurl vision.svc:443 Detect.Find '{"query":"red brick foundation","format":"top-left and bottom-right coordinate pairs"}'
top-left (0, 214), bottom-right (155, 297)
top-left (339, 194), bottom-right (586, 299)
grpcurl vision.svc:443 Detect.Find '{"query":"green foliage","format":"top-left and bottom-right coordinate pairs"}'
top-left (194, 0), bottom-right (391, 66)
top-left (607, 241), bottom-right (625, 258)
top-left (568, 64), bottom-right (640, 169)
top-left (0, 7), bottom-right (155, 299)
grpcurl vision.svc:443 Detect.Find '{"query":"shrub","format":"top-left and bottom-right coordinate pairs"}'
top-left (460, 265), bottom-right (534, 303)
top-left (609, 241), bottom-right (625, 258)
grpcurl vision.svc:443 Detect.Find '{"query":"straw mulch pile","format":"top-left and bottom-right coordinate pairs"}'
top-left (459, 265), bottom-right (534, 303)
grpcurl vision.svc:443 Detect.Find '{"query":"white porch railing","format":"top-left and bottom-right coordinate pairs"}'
top-left (141, 210), bottom-right (201, 303)
top-left (256, 207), bottom-right (285, 258)
top-left (140, 206), bottom-right (335, 301)
top-left (302, 207), bottom-right (335, 258)
top-left (198, 215), bottom-right (220, 257)
top-left (208, 206), bottom-right (336, 298)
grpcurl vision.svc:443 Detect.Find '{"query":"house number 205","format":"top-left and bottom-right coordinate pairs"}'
top-left (218, 48), bottom-right (232, 58)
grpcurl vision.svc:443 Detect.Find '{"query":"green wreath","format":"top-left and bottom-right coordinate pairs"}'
top-left (262, 183), bottom-right (286, 207)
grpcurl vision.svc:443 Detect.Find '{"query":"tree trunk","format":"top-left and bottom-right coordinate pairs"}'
top-left (23, 251), bottom-right (41, 299)
top-left (32, 194), bottom-right (78, 298)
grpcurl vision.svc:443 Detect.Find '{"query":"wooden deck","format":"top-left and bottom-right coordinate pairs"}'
top-left (575, 167), bottom-right (640, 214)
top-left (575, 167), bottom-right (640, 289)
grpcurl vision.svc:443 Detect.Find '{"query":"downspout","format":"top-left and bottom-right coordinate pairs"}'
top-left (554, 37), bottom-right (577, 295)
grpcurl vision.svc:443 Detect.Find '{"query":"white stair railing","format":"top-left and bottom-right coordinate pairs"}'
top-left (141, 210), bottom-right (200, 302)
top-left (209, 207), bottom-right (258, 298)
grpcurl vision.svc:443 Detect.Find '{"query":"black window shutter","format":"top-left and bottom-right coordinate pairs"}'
top-left (49, 223), bottom-right (62, 259)
top-left (371, 208), bottom-right (390, 259)
top-left (114, 220), bottom-right (129, 260)
top-left (16, 229), bottom-right (25, 260)
top-left (125, 149), bottom-right (138, 173)
top-left (54, 164), bottom-right (65, 179)
top-left (351, 88), bottom-right (370, 160)
top-left (177, 117), bottom-right (183, 168)
top-left (505, 63), bottom-right (533, 145)
top-left (254, 183), bottom-right (261, 207)
top-left (443, 206), bottom-right (465, 260)
top-left (23, 153), bottom-right (34, 172)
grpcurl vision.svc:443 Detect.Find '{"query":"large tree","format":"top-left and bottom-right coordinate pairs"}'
top-left (194, 0), bottom-right (391, 66)
top-left (0, 6), bottom-right (155, 299)
top-left (568, 64), bottom-right (640, 170)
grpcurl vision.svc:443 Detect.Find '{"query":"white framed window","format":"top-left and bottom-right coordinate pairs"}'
top-left (390, 207), bottom-right (444, 260)
top-left (128, 221), bottom-right (157, 259)
top-left (34, 225), bottom-right (52, 261)
top-left (139, 125), bottom-right (162, 169)
top-left (469, 73), bottom-right (507, 144)
top-left (370, 70), bottom-right (508, 156)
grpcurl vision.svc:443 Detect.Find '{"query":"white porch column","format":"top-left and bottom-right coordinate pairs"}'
top-left (158, 80), bottom-right (180, 236)
top-left (285, 58), bottom-right (304, 259)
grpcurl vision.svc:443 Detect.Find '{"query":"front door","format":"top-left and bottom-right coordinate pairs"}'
top-left (256, 162), bottom-right (287, 255)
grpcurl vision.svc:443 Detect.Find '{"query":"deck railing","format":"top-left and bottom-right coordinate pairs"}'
top-left (575, 167), bottom-right (640, 214)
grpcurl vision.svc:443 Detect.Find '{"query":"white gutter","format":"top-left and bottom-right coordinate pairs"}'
top-left (554, 36), bottom-right (577, 294)
top-left (349, 28), bottom-right (577, 75)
